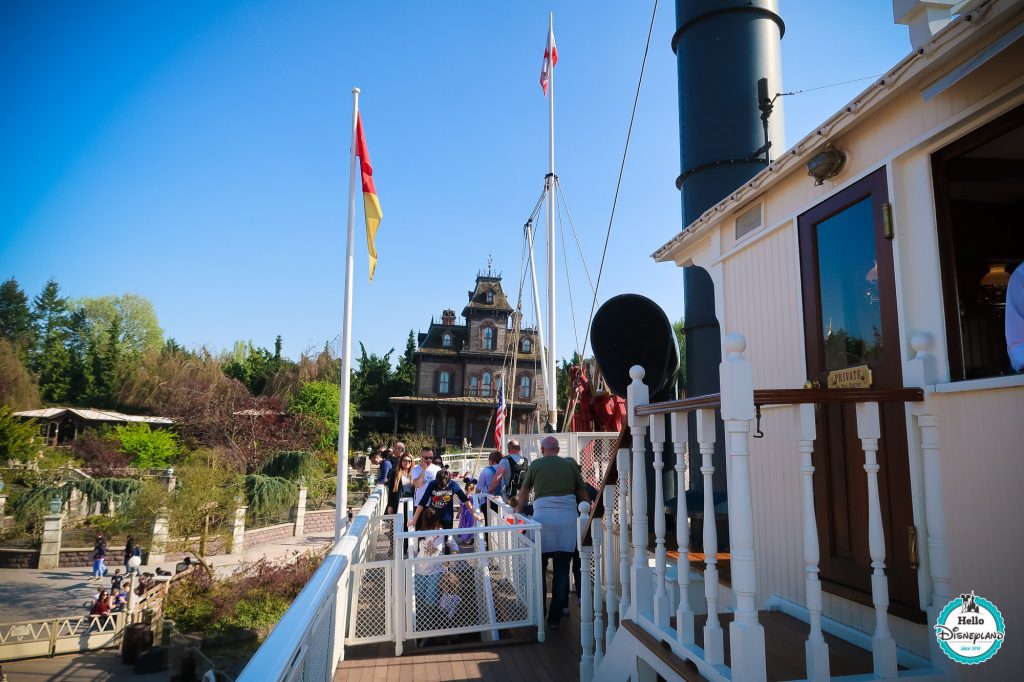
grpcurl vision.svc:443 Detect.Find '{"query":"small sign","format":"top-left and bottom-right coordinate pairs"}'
top-left (827, 365), bottom-right (873, 389)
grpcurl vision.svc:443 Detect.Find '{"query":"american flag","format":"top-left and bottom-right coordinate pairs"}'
top-left (494, 383), bottom-right (505, 451)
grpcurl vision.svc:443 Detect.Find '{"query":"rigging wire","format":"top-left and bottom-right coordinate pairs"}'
top-left (777, 73), bottom-right (883, 97)
top-left (556, 196), bottom-right (582, 358)
top-left (554, 179), bottom-right (596, 296)
top-left (580, 0), bottom-right (660, 362)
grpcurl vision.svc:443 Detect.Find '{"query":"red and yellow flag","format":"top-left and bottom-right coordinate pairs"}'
top-left (355, 112), bottom-right (382, 282)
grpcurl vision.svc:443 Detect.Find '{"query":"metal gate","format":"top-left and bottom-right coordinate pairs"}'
top-left (345, 514), bottom-right (397, 645)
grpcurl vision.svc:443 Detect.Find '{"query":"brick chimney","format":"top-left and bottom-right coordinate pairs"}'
top-left (441, 309), bottom-right (456, 325)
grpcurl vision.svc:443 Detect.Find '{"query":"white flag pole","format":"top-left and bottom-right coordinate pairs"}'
top-left (336, 87), bottom-right (360, 541)
top-left (545, 12), bottom-right (558, 431)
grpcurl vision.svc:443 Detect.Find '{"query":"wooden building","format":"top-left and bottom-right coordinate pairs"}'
top-left (13, 407), bottom-right (173, 446)
top-left (390, 271), bottom-right (546, 448)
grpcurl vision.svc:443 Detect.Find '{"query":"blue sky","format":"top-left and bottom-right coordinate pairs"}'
top-left (1, 1), bottom-right (910, 363)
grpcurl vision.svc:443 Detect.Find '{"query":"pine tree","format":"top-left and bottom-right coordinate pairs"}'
top-left (0, 278), bottom-right (34, 351)
top-left (65, 308), bottom-right (94, 404)
top-left (31, 279), bottom-right (72, 403)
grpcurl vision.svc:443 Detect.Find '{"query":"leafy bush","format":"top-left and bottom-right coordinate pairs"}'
top-left (71, 432), bottom-right (130, 476)
top-left (0, 406), bottom-right (38, 462)
top-left (114, 423), bottom-right (178, 468)
top-left (165, 548), bottom-right (327, 637)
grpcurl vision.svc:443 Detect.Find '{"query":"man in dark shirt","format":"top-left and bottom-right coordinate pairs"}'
top-left (411, 468), bottom-right (468, 532)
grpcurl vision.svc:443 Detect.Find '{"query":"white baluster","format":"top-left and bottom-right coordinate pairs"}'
top-left (907, 332), bottom-right (953, 671)
top-left (627, 366), bottom-right (652, 619)
top-left (720, 333), bottom-right (766, 681)
top-left (593, 519), bottom-right (605, 670)
top-left (578, 501), bottom-right (594, 682)
top-left (617, 446), bottom-right (631, 619)
top-left (856, 401), bottom-right (898, 679)
top-left (695, 407), bottom-right (724, 666)
top-left (670, 411), bottom-right (694, 644)
top-left (797, 404), bottom-right (830, 681)
top-left (603, 483), bottom-right (618, 648)
top-left (649, 412), bottom-right (670, 627)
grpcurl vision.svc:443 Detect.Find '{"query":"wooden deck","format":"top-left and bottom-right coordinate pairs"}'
top-left (336, 568), bottom-right (885, 682)
top-left (335, 602), bottom-right (582, 682)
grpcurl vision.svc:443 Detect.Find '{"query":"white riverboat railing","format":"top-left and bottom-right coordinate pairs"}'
top-left (573, 333), bottom-right (956, 682)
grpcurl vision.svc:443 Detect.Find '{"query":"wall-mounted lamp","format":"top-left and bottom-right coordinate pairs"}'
top-left (807, 143), bottom-right (846, 185)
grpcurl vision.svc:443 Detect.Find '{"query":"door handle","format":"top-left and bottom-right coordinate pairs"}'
top-left (908, 525), bottom-right (919, 570)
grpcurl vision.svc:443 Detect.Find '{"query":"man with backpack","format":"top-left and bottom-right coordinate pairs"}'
top-left (487, 439), bottom-right (528, 502)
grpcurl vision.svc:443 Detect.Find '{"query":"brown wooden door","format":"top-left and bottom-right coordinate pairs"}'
top-left (798, 167), bottom-right (921, 619)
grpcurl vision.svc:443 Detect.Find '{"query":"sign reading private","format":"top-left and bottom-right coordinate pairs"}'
top-left (827, 365), bottom-right (873, 389)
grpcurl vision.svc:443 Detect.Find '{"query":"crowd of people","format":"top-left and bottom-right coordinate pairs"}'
top-left (367, 436), bottom-right (592, 634)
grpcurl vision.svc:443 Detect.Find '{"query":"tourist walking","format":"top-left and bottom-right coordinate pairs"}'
top-left (90, 534), bottom-right (107, 580)
top-left (411, 446), bottom-right (441, 506)
top-left (386, 451), bottom-right (416, 514)
top-left (411, 469), bottom-right (469, 548)
top-left (515, 436), bottom-right (587, 630)
top-left (475, 451), bottom-right (502, 514)
top-left (489, 439), bottom-right (528, 502)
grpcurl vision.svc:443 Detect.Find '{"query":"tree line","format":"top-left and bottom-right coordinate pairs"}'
top-left (0, 276), bottom-right (418, 472)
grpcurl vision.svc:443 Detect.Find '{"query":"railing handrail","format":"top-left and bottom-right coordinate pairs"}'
top-left (753, 387), bottom-right (924, 405)
top-left (635, 386), bottom-right (924, 418)
top-left (238, 485), bottom-right (386, 682)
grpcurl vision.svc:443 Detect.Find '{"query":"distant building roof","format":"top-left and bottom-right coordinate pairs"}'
top-left (13, 407), bottom-right (173, 425)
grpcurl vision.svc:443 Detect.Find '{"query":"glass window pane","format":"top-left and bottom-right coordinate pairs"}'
top-left (816, 197), bottom-right (883, 371)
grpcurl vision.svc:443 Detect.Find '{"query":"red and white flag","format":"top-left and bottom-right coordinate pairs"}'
top-left (494, 383), bottom-right (505, 451)
top-left (540, 21), bottom-right (558, 96)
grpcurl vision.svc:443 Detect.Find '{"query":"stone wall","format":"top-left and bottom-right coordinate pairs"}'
top-left (242, 522), bottom-right (293, 550)
top-left (57, 547), bottom-right (151, 568)
top-left (0, 547), bottom-right (39, 569)
top-left (302, 509), bottom-right (336, 534)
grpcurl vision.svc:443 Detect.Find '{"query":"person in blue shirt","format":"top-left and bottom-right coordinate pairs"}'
top-left (370, 448), bottom-right (393, 486)
top-left (411, 468), bottom-right (469, 533)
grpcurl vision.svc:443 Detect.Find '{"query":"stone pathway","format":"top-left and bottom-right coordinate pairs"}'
top-left (0, 529), bottom-right (337, 680)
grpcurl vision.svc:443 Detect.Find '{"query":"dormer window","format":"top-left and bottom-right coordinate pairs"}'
top-left (482, 372), bottom-right (492, 397)
top-left (439, 371), bottom-right (451, 395)
top-left (482, 327), bottom-right (494, 350)
top-left (522, 338), bottom-right (532, 353)
top-left (442, 333), bottom-right (452, 348)
top-left (486, 291), bottom-right (494, 304)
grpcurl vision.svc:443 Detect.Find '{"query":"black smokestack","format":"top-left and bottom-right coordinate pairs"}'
top-left (673, 0), bottom-right (784, 398)
top-left (674, 0), bottom-right (785, 226)
top-left (671, 1), bottom-right (785, 545)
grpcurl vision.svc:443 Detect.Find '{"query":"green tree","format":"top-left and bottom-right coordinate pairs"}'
top-left (86, 314), bottom-right (123, 405)
top-left (0, 405), bottom-right (38, 461)
top-left (30, 279), bottom-right (71, 403)
top-left (113, 422), bottom-right (179, 468)
top-left (394, 330), bottom-right (417, 395)
top-left (223, 340), bottom-right (286, 396)
top-left (167, 451), bottom-right (242, 572)
top-left (0, 338), bottom-right (40, 409)
top-left (75, 294), bottom-right (163, 358)
top-left (289, 380), bottom-right (352, 450)
top-left (0, 278), bottom-right (35, 352)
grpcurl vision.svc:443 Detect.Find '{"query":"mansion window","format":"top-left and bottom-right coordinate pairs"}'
top-left (442, 333), bottom-right (452, 348)
top-left (522, 338), bottom-right (532, 353)
top-left (469, 375), bottom-right (479, 396)
top-left (439, 371), bottom-right (451, 395)
top-left (519, 375), bottom-right (531, 399)
top-left (486, 291), bottom-right (494, 304)
top-left (446, 416), bottom-right (457, 438)
top-left (482, 327), bottom-right (494, 350)
top-left (482, 372), bottom-right (492, 397)
top-left (426, 416), bottom-right (435, 435)
top-left (932, 104), bottom-right (1024, 380)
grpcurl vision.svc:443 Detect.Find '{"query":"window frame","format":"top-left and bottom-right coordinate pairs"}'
top-left (482, 326), bottom-right (494, 350)
top-left (931, 103), bottom-right (1024, 381)
top-left (519, 374), bottom-right (531, 399)
top-left (442, 333), bottom-right (452, 348)
top-left (482, 372), bottom-right (492, 397)
top-left (438, 370), bottom-right (451, 395)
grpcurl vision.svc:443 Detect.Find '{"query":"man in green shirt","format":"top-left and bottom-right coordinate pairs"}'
top-left (516, 436), bottom-right (587, 630)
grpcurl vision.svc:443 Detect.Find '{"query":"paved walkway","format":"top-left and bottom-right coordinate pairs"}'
top-left (1, 530), bottom-right (337, 681)
top-left (0, 529), bottom-right (335, 624)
